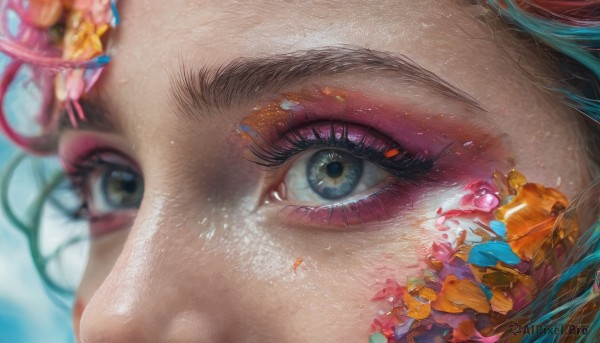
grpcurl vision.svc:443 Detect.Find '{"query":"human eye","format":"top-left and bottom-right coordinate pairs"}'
top-left (63, 147), bottom-right (143, 236)
top-left (238, 86), bottom-right (501, 229)
top-left (250, 121), bottom-right (435, 228)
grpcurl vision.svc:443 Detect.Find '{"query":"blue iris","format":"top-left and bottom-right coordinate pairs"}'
top-left (306, 149), bottom-right (363, 200)
top-left (100, 169), bottom-right (144, 208)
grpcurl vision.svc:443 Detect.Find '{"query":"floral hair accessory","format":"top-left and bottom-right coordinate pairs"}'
top-left (369, 170), bottom-right (579, 342)
top-left (0, 0), bottom-right (119, 154)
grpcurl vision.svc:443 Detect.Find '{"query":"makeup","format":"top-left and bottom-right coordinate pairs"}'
top-left (59, 132), bottom-right (142, 236)
top-left (239, 86), bottom-right (509, 181)
top-left (293, 257), bottom-right (304, 273)
top-left (368, 170), bottom-right (578, 342)
top-left (237, 86), bottom-right (511, 230)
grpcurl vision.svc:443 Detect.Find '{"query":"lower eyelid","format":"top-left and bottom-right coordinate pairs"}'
top-left (269, 181), bottom-right (428, 230)
top-left (89, 211), bottom-right (136, 237)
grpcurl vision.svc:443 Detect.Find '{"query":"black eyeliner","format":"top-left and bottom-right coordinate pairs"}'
top-left (248, 121), bottom-right (435, 182)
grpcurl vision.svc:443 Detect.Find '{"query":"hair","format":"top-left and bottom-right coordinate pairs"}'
top-left (0, 0), bottom-right (599, 341)
top-left (483, 1), bottom-right (600, 342)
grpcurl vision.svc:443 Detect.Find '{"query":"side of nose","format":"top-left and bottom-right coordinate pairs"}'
top-left (78, 198), bottom-right (234, 343)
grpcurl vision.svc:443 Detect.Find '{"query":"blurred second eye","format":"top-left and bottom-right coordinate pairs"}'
top-left (89, 167), bottom-right (144, 214)
top-left (284, 148), bottom-right (389, 203)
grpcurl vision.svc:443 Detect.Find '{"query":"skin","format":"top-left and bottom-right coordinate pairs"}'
top-left (64, 1), bottom-right (593, 342)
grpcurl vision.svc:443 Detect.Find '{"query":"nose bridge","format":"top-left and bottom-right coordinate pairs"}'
top-left (79, 195), bottom-right (229, 342)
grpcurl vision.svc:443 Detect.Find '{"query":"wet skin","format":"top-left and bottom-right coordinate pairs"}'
top-left (62, 1), bottom-right (592, 342)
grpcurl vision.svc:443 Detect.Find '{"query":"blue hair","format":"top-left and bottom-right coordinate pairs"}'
top-left (488, 1), bottom-right (600, 342)
top-left (488, 0), bottom-right (600, 124)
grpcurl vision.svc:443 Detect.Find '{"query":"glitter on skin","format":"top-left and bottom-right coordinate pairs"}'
top-left (237, 86), bottom-right (512, 189)
top-left (384, 149), bottom-right (400, 158)
top-left (369, 170), bottom-right (578, 342)
top-left (293, 257), bottom-right (303, 273)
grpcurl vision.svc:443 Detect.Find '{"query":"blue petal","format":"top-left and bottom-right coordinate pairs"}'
top-left (468, 241), bottom-right (521, 267)
top-left (490, 220), bottom-right (507, 239)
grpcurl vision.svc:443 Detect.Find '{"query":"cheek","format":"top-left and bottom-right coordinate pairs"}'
top-left (76, 229), bottom-right (129, 300)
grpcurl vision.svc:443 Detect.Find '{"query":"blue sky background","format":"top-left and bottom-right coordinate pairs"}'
top-left (0, 55), bottom-right (83, 342)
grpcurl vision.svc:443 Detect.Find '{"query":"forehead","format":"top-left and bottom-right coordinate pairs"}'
top-left (97, 0), bottom-right (489, 128)
top-left (117, 0), bottom-right (463, 51)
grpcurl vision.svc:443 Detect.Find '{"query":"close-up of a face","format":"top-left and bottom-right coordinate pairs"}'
top-left (1, 1), bottom-right (599, 343)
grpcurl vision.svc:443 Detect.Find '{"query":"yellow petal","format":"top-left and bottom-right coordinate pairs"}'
top-left (491, 290), bottom-right (513, 314)
top-left (431, 275), bottom-right (491, 314)
top-left (403, 293), bottom-right (431, 320)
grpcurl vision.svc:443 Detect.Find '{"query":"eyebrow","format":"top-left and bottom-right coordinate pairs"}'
top-left (170, 45), bottom-right (483, 121)
top-left (62, 45), bottom-right (483, 133)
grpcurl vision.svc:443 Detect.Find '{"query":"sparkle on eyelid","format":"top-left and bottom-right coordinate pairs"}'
top-left (384, 149), bottom-right (400, 158)
top-left (279, 99), bottom-right (299, 110)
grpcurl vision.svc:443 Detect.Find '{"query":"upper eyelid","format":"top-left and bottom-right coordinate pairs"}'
top-left (248, 122), bottom-right (434, 177)
top-left (64, 148), bottom-right (141, 177)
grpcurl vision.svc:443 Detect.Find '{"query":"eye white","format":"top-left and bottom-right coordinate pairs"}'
top-left (284, 149), bottom-right (389, 204)
top-left (87, 167), bottom-right (143, 214)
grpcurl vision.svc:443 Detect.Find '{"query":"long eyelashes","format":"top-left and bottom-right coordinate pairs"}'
top-left (245, 121), bottom-right (439, 228)
top-left (248, 121), bottom-right (435, 182)
top-left (63, 150), bottom-right (136, 220)
top-left (63, 153), bottom-right (109, 220)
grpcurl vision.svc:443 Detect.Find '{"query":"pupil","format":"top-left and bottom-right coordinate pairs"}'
top-left (109, 171), bottom-right (137, 194)
top-left (326, 161), bottom-right (344, 178)
top-left (103, 169), bottom-right (143, 207)
top-left (306, 149), bottom-right (363, 200)
top-left (118, 173), bottom-right (138, 193)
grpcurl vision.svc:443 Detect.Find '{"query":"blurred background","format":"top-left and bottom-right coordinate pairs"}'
top-left (0, 55), bottom-right (86, 341)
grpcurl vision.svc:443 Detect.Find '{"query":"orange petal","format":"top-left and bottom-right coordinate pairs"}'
top-left (403, 293), bottom-right (431, 320)
top-left (495, 183), bottom-right (568, 260)
top-left (507, 170), bottom-right (527, 191)
top-left (490, 290), bottom-right (513, 314)
top-left (418, 287), bottom-right (437, 301)
top-left (431, 275), bottom-right (490, 314)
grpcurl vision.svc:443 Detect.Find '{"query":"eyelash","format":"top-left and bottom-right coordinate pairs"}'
top-left (64, 150), bottom-right (131, 220)
top-left (59, 122), bottom-right (438, 228)
top-left (248, 121), bottom-right (438, 227)
top-left (249, 121), bottom-right (435, 180)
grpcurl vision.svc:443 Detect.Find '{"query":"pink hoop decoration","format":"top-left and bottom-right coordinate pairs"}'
top-left (0, 60), bottom-right (59, 155)
top-left (0, 0), bottom-right (116, 153)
